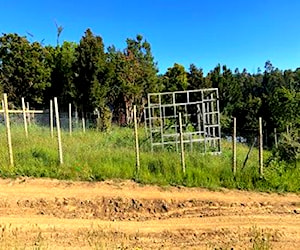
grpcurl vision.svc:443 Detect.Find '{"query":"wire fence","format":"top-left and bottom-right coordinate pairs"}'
top-left (0, 93), bottom-right (288, 177)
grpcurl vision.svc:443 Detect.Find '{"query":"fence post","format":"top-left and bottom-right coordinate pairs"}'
top-left (69, 103), bottom-right (72, 136)
top-left (26, 102), bottom-right (31, 125)
top-left (50, 100), bottom-right (54, 138)
top-left (3, 93), bottom-right (14, 166)
top-left (274, 128), bottom-right (278, 149)
top-left (82, 113), bottom-right (86, 133)
top-left (232, 117), bottom-right (237, 175)
top-left (133, 105), bottom-right (140, 173)
top-left (179, 113), bottom-right (186, 174)
top-left (22, 97), bottom-right (28, 138)
top-left (75, 107), bottom-right (78, 129)
top-left (54, 97), bottom-right (63, 164)
top-left (259, 117), bottom-right (263, 176)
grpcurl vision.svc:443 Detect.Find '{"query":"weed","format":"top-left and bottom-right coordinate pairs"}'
top-left (0, 125), bottom-right (299, 192)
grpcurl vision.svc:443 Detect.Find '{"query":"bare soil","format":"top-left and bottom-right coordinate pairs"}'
top-left (0, 177), bottom-right (299, 249)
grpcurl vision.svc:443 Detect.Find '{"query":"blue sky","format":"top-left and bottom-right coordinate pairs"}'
top-left (1, 0), bottom-right (300, 74)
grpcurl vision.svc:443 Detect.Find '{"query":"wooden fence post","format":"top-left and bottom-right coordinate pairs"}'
top-left (259, 117), bottom-right (263, 176)
top-left (54, 97), bottom-right (63, 164)
top-left (3, 94), bottom-right (14, 166)
top-left (82, 114), bottom-right (86, 133)
top-left (26, 102), bottom-right (31, 125)
top-left (69, 103), bottom-right (72, 136)
top-left (21, 97), bottom-right (28, 138)
top-left (232, 117), bottom-right (237, 175)
top-left (50, 100), bottom-right (54, 138)
top-left (179, 113), bottom-right (186, 174)
top-left (75, 107), bottom-right (78, 129)
top-left (133, 105), bottom-right (140, 172)
top-left (274, 128), bottom-right (278, 149)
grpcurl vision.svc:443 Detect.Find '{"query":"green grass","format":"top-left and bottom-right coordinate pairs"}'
top-left (0, 124), bottom-right (299, 192)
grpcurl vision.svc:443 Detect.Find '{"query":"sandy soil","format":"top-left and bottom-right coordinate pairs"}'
top-left (0, 177), bottom-right (299, 249)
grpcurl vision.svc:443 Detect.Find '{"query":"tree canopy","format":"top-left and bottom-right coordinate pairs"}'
top-left (0, 29), bottom-right (299, 141)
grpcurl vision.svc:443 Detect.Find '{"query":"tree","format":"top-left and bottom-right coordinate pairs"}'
top-left (187, 64), bottom-right (209, 90)
top-left (73, 29), bottom-right (108, 115)
top-left (269, 87), bottom-right (300, 131)
top-left (163, 63), bottom-right (188, 92)
top-left (206, 64), bottom-right (242, 115)
top-left (45, 41), bottom-right (77, 107)
top-left (276, 129), bottom-right (300, 165)
top-left (55, 22), bottom-right (64, 46)
top-left (293, 68), bottom-right (300, 92)
top-left (0, 33), bottom-right (51, 106)
top-left (108, 34), bottom-right (159, 125)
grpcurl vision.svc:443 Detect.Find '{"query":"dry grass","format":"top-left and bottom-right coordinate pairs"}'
top-left (0, 223), bottom-right (283, 250)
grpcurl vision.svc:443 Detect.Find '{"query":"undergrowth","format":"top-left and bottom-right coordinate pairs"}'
top-left (0, 124), bottom-right (299, 192)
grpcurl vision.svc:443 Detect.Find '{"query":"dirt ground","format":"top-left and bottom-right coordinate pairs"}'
top-left (0, 178), bottom-right (299, 249)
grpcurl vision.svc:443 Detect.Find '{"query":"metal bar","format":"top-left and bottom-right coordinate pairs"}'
top-left (159, 94), bottom-right (164, 149)
top-left (173, 92), bottom-right (178, 152)
top-left (147, 94), bottom-right (153, 152)
top-left (216, 89), bottom-right (221, 153)
top-left (179, 113), bottom-right (186, 173)
top-left (0, 110), bottom-right (44, 114)
top-left (148, 88), bottom-right (219, 96)
top-left (134, 105), bottom-right (140, 172)
top-left (201, 90), bottom-right (207, 153)
top-left (152, 137), bottom-right (221, 145)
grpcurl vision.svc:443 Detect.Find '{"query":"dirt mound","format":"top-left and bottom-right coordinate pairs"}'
top-left (0, 178), bottom-right (299, 249)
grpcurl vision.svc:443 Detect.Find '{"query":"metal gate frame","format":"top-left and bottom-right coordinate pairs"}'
top-left (145, 88), bottom-right (221, 154)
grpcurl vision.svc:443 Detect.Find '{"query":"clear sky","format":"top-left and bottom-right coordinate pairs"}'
top-left (1, 0), bottom-right (300, 74)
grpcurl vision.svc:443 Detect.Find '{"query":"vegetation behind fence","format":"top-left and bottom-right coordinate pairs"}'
top-left (0, 121), bottom-right (299, 192)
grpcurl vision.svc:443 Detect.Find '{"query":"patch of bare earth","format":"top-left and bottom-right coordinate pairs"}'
top-left (0, 178), bottom-right (299, 249)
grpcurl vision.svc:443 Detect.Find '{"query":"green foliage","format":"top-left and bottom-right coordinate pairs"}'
top-left (236, 95), bottom-right (262, 131)
top-left (188, 64), bottom-right (210, 89)
top-left (97, 106), bottom-right (112, 131)
top-left (275, 130), bottom-right (300, 164)
top-left (0, 29), bottom-right (299, 155)
top-left (0, 125), bottom-right (299, 193)
top-left (208, 65), bottom-right (242, 114)
top-left (73, 28), bottom-right (108, 113)
top-left (107, 35), bottom-right (159, 125)
top-left (45, 41), bottom-right (77, 106)
top-left (269, 87), bottom-right (300, 130)
top-left (163, 63), bottom-right (188, 92)
top-left (0, 33), bottom-right (51, 106)
top-left (250, 226), bottom-right (273, 250)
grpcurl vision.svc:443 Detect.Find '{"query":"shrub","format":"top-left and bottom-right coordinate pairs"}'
top-left (275, 129), bottom-right (300, 164)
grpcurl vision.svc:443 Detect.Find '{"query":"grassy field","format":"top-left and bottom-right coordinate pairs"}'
top-left (0, 124), bottom-right (299, 192)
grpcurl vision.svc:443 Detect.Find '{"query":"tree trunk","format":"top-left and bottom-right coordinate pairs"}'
top-left (124, 95), bottom-right (133, 125)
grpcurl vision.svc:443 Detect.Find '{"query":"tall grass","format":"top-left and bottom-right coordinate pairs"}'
top-left (0, 124), bottom-right (299, 192)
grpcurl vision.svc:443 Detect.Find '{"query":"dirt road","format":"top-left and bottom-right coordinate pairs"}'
top-left (0, 178), bottom-right (299, 249)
